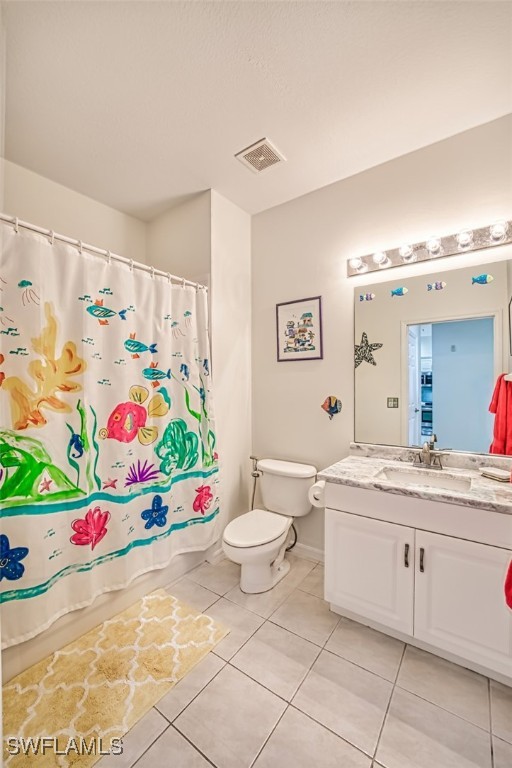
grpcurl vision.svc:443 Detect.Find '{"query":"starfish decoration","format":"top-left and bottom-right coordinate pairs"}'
top-left (103, 478), bottom-right (118, 490)
top-left (355, 332), bottom-right (383, 368)
top-left (39, 477), bottom-right (53, 493)
top-left (141, 494), bottom-right (169, 530)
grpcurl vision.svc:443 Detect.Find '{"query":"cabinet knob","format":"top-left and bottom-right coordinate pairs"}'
top-left (419, 547), bottom-right (425, 573)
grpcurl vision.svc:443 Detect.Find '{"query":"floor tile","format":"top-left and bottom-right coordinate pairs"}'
top-left (231, 621), bottom-right (320, 700)
top-left (165, 577), bottom-right (219, 612)
top-left (155, 651), bottom-right (225, 722)
top-left (223, 555), bottom-right (314, 619)
top-left (270, 589), bottom-right (339, 646)
top-left (493, 735), bottom-right (512, 768)
top-left (205, 597), bottom-right (264, 660)
top-left (174, 664), bottom-right (287, 768)
top-left (490, 680), bottom-right (512, 744)
top-left (253, 706), bottom-right (371, 768)
top-left (325, 618), bottom-right (404, 682)
top-left (376, 687), bottom-right (492, 768)
top-left (298, 563), bottom-right (325, 599)
top-left (292, 649), bottom-right (392, 756)
top-left (95, 708), bottom-right (168, 768)
top-left (188, 559), bottom-right (241, 595)
top-left (134, 725), bottom-right (210, 767)
top-left (396, 646), bottom-right (490, 729)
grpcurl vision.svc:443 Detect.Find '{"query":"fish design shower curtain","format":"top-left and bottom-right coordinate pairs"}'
top-left (0, 225), bottom-right (220, 648)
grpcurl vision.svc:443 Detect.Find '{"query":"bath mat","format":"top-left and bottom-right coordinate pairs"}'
top-left (2, 588), bottom-right (228, 767)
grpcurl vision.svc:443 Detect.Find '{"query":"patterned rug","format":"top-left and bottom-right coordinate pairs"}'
top-left (3, 588), bottom-right (228, 767)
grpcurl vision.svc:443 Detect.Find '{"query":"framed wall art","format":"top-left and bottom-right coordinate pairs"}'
top-left (276, 296), bottom-right (323, 362)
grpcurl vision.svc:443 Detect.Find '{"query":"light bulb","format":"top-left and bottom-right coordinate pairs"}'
top-left (426, 236), bottom-right (441, 255)
top-left (490, 221), bottom-right (508, 243)
top-left (456, 230), bottom-right (473, 249)
top-left (349, 257), bottom-right (363, 270)
top-left (372, 251), bottom-right (387, 265)
top-left (399, 244), bottom-right (412, 259)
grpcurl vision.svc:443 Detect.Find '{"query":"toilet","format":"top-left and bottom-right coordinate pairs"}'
top-left (222, 459), bottom-right (317, 594)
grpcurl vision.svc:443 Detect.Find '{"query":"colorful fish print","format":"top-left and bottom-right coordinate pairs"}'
top-left (391, 287), bottom-right (408, 297)
top-left (472, 274), bottom-right (494, 285)
top-left (321, 396), bottom-right (342, 420)
top-left (124, 333), bottom-right (157, 359)
top-left (68, 433), bottom-right (84, 459)
top-left (99, 385), bottom-right (169, 445)
top-left (142, 362), bottom-right (172, 388)
top-left (427, 281), bottom-right (447, 291)
top-left (359, 293), bottom-right (375, 302)
top-left (86, 298), bottom-right (127, 325)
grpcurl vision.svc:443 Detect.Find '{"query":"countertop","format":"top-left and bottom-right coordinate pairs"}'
top-left (318, 456), bottom-right (512, 516)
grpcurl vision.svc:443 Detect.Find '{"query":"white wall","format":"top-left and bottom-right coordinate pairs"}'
top-left (210, 190), bottom-right (252, 527)
top-left (146, 191), bottom-right (211, 284)
top-left (252, 115), bottom-right (512, 552)
top-left (2, 159), bottom-right (146, 261)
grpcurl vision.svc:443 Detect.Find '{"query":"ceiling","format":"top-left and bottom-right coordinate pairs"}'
top-left (3, 1), bottom-right (512, 221)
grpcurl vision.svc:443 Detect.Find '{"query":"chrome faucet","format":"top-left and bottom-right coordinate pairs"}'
top-left (412, 435), bottom-right (447, 469)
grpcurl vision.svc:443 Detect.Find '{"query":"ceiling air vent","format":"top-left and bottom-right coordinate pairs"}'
top-left (235, 138), bottom-right (286, 173)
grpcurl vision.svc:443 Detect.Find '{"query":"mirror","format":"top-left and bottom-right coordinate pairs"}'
top-left (354, 257), bottom-right (512, 455)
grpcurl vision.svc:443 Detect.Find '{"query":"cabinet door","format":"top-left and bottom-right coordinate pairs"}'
top-left (415, 531), bottom-right (512, 676)
top-left (325, 509), bottom-right (414, 635)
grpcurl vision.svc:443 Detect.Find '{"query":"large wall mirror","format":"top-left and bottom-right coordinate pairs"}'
top-left (354, 255), bottom-right (512, 455)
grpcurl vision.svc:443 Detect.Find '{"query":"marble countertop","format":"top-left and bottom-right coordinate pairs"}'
top-left (318, 456), bottom-right (512, 515)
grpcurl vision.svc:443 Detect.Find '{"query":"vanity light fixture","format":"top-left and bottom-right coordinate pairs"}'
top-left (346, 218), bottom-right (512, 277)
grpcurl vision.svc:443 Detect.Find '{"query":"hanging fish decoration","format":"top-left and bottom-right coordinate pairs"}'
top-left (391, 287), bottom-right (408, 297)
top-left (472, 274), bottom-right (494, 285)
top-left (427, 281), bottom-right (447, 291)
top-left (359, 293), bottom-right (375, 302)
top-left (321, 396), bottom-right (342, 420)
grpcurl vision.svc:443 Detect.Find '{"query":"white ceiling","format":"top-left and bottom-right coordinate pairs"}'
top-left (3, 1), bottom-right (512, 221)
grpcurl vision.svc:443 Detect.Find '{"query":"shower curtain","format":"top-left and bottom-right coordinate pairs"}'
top-left (0, 225), bottom-right (220, 648)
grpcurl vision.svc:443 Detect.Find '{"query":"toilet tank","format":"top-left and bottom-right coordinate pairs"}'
top-left (257, 459), bottom-right (317, 517)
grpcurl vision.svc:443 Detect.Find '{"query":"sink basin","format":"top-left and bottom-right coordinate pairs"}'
top-left (375, 466), bottom-right (472, 493)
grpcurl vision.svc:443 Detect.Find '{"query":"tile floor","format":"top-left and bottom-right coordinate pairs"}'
top-left (98, 554), bottom-right (512, 768)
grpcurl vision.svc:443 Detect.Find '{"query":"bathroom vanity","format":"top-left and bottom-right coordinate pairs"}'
top-left (320, 451), bottom-right (512, 685)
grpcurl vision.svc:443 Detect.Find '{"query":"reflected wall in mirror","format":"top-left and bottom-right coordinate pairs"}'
top-left (354, 259), bottom-right (512, 455)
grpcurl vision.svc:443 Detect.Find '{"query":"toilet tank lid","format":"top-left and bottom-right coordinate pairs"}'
top-left (257, 459), bottom-right (317, 479)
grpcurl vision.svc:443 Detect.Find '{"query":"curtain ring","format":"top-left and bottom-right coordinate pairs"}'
top-left (150, 266), bottom-right (155, 280)
top-left (14, 217), bottom-right (19, 234)
top-left (182, 277), bottom-right (186, 288)
top-left (129, 259), bottom-right (134, 272)
top-left (49, 230), bottom-right (55, 245)
top-left (167, 272), bottom-right (171, 284)
top-left (106, 250), bottom-right (112, 265)
top-left (78, 240), bottom-right (83, 254)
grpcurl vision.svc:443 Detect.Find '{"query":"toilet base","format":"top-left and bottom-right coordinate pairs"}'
top-left (240, 555), bottom-right (291, 594)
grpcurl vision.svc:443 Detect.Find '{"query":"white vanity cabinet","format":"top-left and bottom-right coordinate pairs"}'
top-left (414, 531), bottom-right (512, 674)
top-left (324, 509), bottom-right (414, 635)
top-left (324, 483), bottom-right (512, 683)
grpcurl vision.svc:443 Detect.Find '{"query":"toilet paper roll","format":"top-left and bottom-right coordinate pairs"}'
top-left (308, 480), bottom-right (326, 508)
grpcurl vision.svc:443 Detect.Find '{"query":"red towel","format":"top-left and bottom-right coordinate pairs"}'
top-left (506, 561), bottom-right (512, 609)
top-left (489, 374), bottom-right (512, 455)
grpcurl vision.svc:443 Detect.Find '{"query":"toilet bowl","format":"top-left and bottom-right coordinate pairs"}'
top-left (222, 459), bottom-right (317, 594)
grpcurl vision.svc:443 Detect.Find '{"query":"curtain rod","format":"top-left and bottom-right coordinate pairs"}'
top-left (0, 213), bottom-right (208, 291)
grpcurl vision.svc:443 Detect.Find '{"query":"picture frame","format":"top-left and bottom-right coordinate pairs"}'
top-left (276, 296), bottom-right (323, 362)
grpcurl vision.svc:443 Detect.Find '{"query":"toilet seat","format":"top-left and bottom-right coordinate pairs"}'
top-left (223, 509), bottom-right (291, 548)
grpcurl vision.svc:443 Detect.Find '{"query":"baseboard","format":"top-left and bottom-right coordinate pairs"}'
top-left (292, 542), bottom-right (324, 563)
top-left (205, 544), bottom-right (225, 565)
